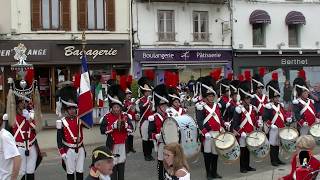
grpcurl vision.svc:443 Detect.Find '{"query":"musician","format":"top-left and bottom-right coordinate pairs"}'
top-left (251, 68), bottom-right (268, 120)
top-left (148, 84), bottom-right (169, 180)
top-left (263, 72), bottom-right (290, 166)
top-left (100, 84), bottom-right (133, 180)
top-left (195, 76), bottom-right (227, 179)
top-left (292, 70), bottom-right (318, 135)
top-left (280, 135), bottom-right (320, 180)
top-left (224, 79), bottom-right (241, 124)
top-left (218, 74), bottom-right (232, 118)
top-left (232, 77), bottom-right (260, 173)
top-left (136, 77), bottom-right (155, 161)
top-left (123, 76), bottom-right (138, 153)
top-left (56, 85), bottom-right (85, 180)
top-left (167, 87), bottom-right (187, 117)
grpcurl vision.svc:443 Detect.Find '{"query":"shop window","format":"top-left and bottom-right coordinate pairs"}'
top-left (288, 24), bottom-right (300, 47)
top-left (193, 11), bottom-right (209, 42)
top-left (78, 0), bottom-right (115, 31)
top-left (31, 0), bottom-right (70, 31)
top-left (158, 10), bottom-right (175, 42)
top-left (252, 23), bottom-right (266, 47)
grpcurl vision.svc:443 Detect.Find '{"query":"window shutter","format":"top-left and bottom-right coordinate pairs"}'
top-left (61, 0), bottom-right (71, 31)
top-left (78, 0), bottom-right (87, 30)
top-left (31, 0), bottom-right (41, 31)
top-left (106, 0), bottom-right (115, 31)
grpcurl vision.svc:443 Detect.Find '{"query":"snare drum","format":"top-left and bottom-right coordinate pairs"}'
top-left (162, 115), bottom-right (200, 158)
top-left (214, 132), bottom-right (240, 161)
top-left (309, 123), bottom-right (320, 143)
top-left (246, 131), bottom-right (270, 159)
top-left (279, 127), bottom-right (299, 152)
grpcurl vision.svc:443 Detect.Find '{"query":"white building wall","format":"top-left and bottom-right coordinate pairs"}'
top-left (232, 0), bottom-right (320, 50)
top-left (134, 2), bottom-right (232, 48)
top-left (0, 0), bottom-right (12, 34)
top-left (3, 0), bottom-right (130, 40)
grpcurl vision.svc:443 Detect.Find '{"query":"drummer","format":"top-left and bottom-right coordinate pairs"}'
top-left (148, 84), bottom-right (169, 180)
top-left (251, 67), bottom-right (268, 121)
top-left (292, 69), bottom-right (319, 135)
top-left (167, 87), bottom-right (187, 117)
top-left (262, 72), bottom-right (291, 166)
top-left (195, 76), bottom-right (228, 180)
top-left (232, 71), bottom-right (262, 173)
top-left (218, 73), bottom-right (232, 118)
top-left (224, 76), bottom-right (241, 124)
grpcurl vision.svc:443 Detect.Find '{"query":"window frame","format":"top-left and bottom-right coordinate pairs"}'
top-left (87, 0), bottom-right (106, 30)
top-left (41, 0), bottom-right (61, 30)
top-left (157, 10), bottom-right (176, 42)
top-left (193, 11), bottom-right (209, 42)
top-left (288, 24), bottom-right (300, 47)
top-left (252, 23), bottom-right (266, 47)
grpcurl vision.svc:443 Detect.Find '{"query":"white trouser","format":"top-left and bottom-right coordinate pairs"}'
top-left (239, 135), bottom-right (246, 147)
top-left (129, 121), bottom-right (137, 136)
top-left (113, 144), bottom-right (126, 164)
top-left (204, 131), bottom-right (218, 154)
top-left (269, 127), bottom-right (280, 146)
top-left (157, 142), bottom-right (164, 161)
top-left (63, 147), bottom-right (85, 174)
top-left (140, 120), bottom-right (149, 141)
top-left (18, 144), bottom-right (37, 174)
top-left (300, 126), bottom-right (309, 135)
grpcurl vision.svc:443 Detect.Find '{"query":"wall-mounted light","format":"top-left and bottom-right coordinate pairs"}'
top-left (317, 50), bottom-right (320, 54)
top-left (279, 50), bottom-right (282, 55)
top-left (258, 50), bottom-right (261, 55)
top-left (299, 50), bottom-right (303, 55)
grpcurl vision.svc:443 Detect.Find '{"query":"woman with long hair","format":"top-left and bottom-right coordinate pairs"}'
top-left (163, 143), bottom-right (190, 180)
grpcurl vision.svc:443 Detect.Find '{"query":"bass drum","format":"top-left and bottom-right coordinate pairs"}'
top-left (214, 132), bottom-right (240, 162)
top-left (310, 123), bottom-right (320, 144)
top-left (246, 131), bottom-right (270, 159)
top-left (279, 127), bottom-right (299, 153)
top-left (162, 115), bottom-right (201, 158)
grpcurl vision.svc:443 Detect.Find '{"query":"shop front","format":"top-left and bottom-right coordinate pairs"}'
top-left (233, 50), bottom-right (320, 94)
top-left (134, 48), bottom-right (233, 84)
top-left (0, 40), bottom-right (130, 112)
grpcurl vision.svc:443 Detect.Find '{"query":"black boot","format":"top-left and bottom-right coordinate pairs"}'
top-left (147, 140), bottom-right (155, 161)
top-left (142, 140), bottom-right (149, 161)
top-left (26, 174), bottom-right (35, 180)
top-left (76, 172), bottom-right (83, 180)
top-left (270, 145), bottom-right (279, 166)
top-left (67, 173), bottom-right (74, 180)
top-left (203, 153), bottom-right (213, 179)
top-left (275, 146), bottom-right (285, 165)
top-left (117, 163), bottom-right (125, 180)
top-left (157, 160), bottom-right (164, 180)
top-left (240, 147), bottom-right (247, 173)
top-left (111, 165), bottom-right (118, 180)
top-left (245, 147), bottom-right (256, 171)
top-left (128, 135), bottom-right (136, 153)
top-left (211, 154), bottom-right (222, 178)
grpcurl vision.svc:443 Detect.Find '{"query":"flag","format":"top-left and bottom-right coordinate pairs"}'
top-left (96, 83), bottom-right (104, 108)
top-left (78, 54), bottom-right (94, 128)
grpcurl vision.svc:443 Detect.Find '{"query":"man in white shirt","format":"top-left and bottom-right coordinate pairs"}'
top-left (0, 114), bottom-right (21, 180)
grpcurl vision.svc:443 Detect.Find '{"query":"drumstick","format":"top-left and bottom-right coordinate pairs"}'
top-left (211, 137), bottom-right (224, 142)
top-left (247, 136), bottom-right (259, 140)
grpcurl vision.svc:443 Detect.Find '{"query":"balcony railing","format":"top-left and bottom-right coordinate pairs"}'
top-left (193, 32), bottom-right (210, 42)
top-left (158, 32), bottom-right (176, 42)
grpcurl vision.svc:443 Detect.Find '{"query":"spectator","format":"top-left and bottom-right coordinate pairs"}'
top-left (309, 83), bottom-right (320, 114)
top-left (187, 76), bottom-right (196, 95)
top-left (163, 143), bottom-right (190, 180)
top-left (283, 80), bottom-right (292, 110)
top-left (86, 146), bottom-right (116, 180)
top-left (0, 113), bottom-right (22, 180)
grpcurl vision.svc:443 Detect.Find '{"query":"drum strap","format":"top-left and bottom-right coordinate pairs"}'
top-left (203, 104), bottom-right (220, 126)
top-left (299, 99), bottom-right (315, 116)
top-left (154, 113), bottom-right (164, 122)
top-left (61, 118), bottom-right (77, 143)
top-left (271, 104), bottom-right (284, 125)
top-left (254, 94), bottom-right (266, 114)
top-left (239, 106), bottom-right (254, 129)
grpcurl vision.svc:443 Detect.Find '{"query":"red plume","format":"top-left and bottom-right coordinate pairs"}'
top-left (144, 69), bottom-right (155, 81)
top-left (164, 71), bottom-right (176, 88)
top-left (211, 68), bottom-right (221, 81)
top-left (259, 67), bottom-right (266, 77)
top-left (298, 69), bottom-right (306, 81)
top-left (119, 75), bottom-right (127, 91)
top-left (227, 72), bottom-right (233, 81)
top-left (244, 70), bottom-right (251, 81)
top-left (238, 74), bottom-right (244, 82)
top-left (127, 75), bottom-right (133, 87)
top-left (272, 72), bottom-right (278, 81)
top-left (25, 69), bottom-right (34, 86)
top-left (73, 73), bottom-right (81, 88)
top-left (111, 70), bottom-right (117, 80)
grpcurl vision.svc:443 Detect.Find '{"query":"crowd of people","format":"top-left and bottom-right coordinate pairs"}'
top-left (2, 67), bottom-right (320, 180)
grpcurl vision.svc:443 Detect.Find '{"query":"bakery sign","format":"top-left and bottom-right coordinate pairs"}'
top-left (64, 46), bottom-right (118, 59)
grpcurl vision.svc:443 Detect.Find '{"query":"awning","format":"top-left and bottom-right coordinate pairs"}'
top-left (286, 11), bottom-right (306, 25)
top-left (249, 10), bottom-right (271, 24)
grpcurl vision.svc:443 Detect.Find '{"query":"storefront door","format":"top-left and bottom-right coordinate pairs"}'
top-left (35, 67), bottom-right (52, 112)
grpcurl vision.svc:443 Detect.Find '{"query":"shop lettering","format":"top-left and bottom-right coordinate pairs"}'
top-left (142, 52), bottom-right (174, 60)
top-left (64, 46), bottom-right (118, 59)
top-left (0, 50), bottom-right (11, 56)
top-left (26, 49), bottom-right (47, 56)
top-left (281, 58), bottom-right (308, 65)
top-left (196, 52), bottom-right (221, 58)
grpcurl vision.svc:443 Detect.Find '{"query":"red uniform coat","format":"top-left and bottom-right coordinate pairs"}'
top-left (12, 114), bottom-right (37, 147)
top-left (138, 96), bottom-right (153, 122)
top-left (251, 94), bottom-right (268, 117)
top-left (124, 99), bottom-right (137, 121)
top-left (200, 103), bottom-right (224, 135)
top-left (232, 104), bottom-right (258, 135)
top-left (263, 103), bottom-right (289, 128)
top-left (149, 113), bottom-right (167, 140)
top-left (293, 98), bottom-right (316, 127)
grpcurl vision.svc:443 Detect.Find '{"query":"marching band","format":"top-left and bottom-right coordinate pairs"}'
top-left (4, 66), bottom-right (320, 180)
